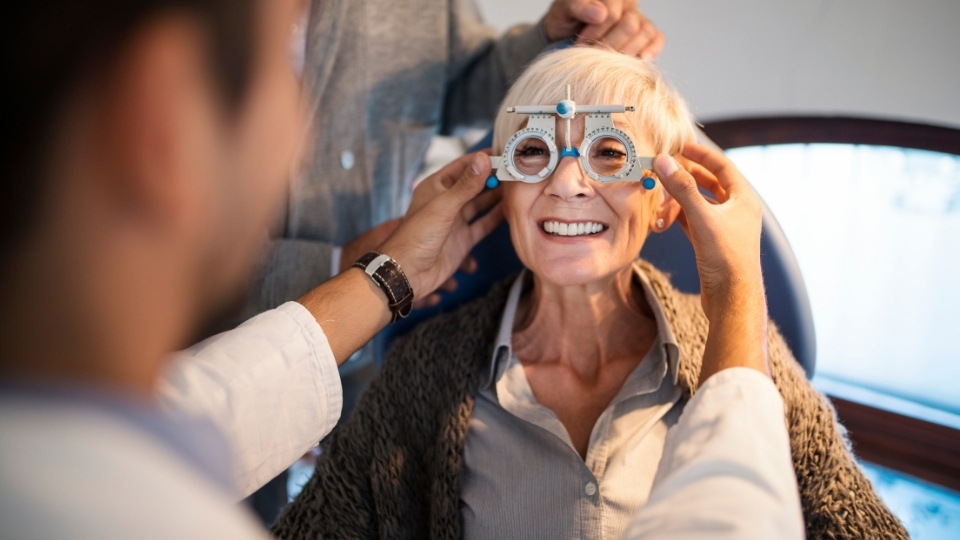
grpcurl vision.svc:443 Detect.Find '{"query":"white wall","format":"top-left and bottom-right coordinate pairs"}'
top-left (478, 0), bottom-right (960, 129)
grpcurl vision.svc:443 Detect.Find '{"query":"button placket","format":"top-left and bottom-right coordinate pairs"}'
top-left (340, 150), bottom-right (355, 170)
top-left (584, 481), bottom-right (598, 496)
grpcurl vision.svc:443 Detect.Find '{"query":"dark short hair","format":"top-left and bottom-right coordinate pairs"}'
top-left (0, 0), bottom-right (255, 258)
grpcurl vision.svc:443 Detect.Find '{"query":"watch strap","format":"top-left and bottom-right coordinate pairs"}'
top-left (352, 251), bottom-right (414, 323)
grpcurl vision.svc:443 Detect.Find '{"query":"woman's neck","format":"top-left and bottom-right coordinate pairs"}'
top-left (511, 268), bottom-right (656, 372)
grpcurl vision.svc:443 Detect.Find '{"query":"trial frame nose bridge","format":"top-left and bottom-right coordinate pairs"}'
top-left (488, 94), bottom-right (655, 185)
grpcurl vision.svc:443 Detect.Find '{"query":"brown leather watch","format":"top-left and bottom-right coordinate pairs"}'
top-left (352, 251), bottom-right (414, 323)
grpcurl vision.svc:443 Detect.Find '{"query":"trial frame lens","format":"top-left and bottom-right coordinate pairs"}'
top-left (502, 127), bottom-right (559, 183)
top-left (579, 128), bottom-right (642, 183)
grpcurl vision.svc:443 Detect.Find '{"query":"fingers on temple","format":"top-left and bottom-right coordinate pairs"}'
top-left (684, 161), bottom-right (727, 203)
top-left (653, 154), bottom-right (708, 212)
top-left (468, 203), bottom-right (504, 245)
top-left (681, 143), bottom-right (744, 193)
top-left (437, 152), bottom-right (483, 189)
top-left (440, 277), bottom-right (458, 293)
top-left (414, 293), bottom-right (442, 309)
top-left (457, 153), bottom-right (491, 194)
top-left (459, 255), bottom-right (478, 274)
top-left (426, 154), bottom-right (489, 220)
top-left (462, 188), bottom-right (502, 223)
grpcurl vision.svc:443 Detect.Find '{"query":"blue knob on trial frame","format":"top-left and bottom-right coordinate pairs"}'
top-left (642, 177), bottom-right (656, 190)
top-left (486, 175), bottom-right (500, 189)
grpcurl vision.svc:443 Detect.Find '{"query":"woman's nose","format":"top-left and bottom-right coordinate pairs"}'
top-left (544, 156), bottom-right (594, 200)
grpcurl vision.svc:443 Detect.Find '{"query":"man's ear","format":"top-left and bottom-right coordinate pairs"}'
top-left (94, 14), bottom-right (219, 232)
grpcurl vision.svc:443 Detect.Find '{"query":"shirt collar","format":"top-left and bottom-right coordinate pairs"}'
top-left (486, 271), bottom-right (528, 387)
top-left (633, 264), bottom-right (681, 385)
top-left (484, 265), bottom-right (681, 389)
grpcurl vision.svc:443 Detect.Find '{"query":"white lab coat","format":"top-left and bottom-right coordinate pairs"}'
top-left (0, 302), bottom-right (802, 539)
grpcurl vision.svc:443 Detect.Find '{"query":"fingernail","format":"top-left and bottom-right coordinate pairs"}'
top-left (471, 155), bottom-right (484, 176)
top-left (653, 155), bottom-right (679, 177)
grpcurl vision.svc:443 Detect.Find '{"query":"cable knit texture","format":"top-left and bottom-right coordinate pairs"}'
top-left (273, 260), bottom-right (908, 539)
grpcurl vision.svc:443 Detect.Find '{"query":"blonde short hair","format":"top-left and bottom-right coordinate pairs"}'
top-left (493, 47), bottom-right (696, 157)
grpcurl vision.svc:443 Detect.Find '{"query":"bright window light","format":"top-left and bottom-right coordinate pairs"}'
top-left (727, 144), bottom-right (960, 420)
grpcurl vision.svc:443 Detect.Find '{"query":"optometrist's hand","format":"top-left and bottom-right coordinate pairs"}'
top-left (298, 152), bottom-right (502, 365)
top-left (380, 152), bottom-right (503, 304)
top-left (653, 143), bottom-right (768, 384)
top-left (543, 0), bottom-right (665, 60)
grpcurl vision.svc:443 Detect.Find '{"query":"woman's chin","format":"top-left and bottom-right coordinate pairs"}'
top-left (528, 260), bottom-right (630, 289)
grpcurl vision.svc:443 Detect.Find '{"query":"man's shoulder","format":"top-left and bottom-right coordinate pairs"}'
top-left (0, 401), bottom-right (267, 540)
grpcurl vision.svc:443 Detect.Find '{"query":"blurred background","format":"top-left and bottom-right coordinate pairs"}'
top-left (480, 0), bottom-right (960, 126)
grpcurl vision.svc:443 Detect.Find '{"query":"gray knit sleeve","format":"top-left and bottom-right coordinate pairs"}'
top-left (440, 0), bottom-right (549, 133)
top-left (241, 238), bottom-right (335, 319)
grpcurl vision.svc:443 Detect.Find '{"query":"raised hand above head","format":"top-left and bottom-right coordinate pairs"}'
top-left (543, 0), bottom-right (665, 59)
top-left (380, 152), bottom-right (503, 303)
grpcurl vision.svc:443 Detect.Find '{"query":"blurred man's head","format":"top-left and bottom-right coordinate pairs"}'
top-left (0, 0), bottom-right (308, 389)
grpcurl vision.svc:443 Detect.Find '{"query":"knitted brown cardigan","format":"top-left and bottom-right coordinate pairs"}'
top-left (273, 260), bottom-right (907, 539)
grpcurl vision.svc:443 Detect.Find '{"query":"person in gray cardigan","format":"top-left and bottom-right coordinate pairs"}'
top-left (247, 0), bottom-right (667, 316)
top-left (273, 47), bottom-right (907, 539)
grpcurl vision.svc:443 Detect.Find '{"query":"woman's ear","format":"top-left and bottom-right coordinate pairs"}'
top-left (649, 154), bottom-right (695, 232)
top-left (651, 187), bottom-right (681, 232)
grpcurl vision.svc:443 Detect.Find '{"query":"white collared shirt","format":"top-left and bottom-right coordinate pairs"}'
top-left (627, 367), bottom-right (804, 539)
top-left (0, 302), bottom-right (343, 539)
top-left (0, 298), bottom-right (802, 538)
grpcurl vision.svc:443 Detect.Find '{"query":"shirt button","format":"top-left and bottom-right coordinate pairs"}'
top-left (584, 482), bottom-right (597, 496)
top-left (340, 150), bottom-right (355, 171)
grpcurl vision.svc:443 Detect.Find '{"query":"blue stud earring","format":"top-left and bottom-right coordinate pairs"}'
top-left (642, 176), bottom-right (656, 190)
top-left (486, 176), bottom-right (500, 189)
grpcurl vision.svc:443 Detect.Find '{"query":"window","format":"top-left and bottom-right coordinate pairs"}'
top-left (704, 117), bottom-right (960, 497)
top-left (726, 142), bottom-right (960, 417)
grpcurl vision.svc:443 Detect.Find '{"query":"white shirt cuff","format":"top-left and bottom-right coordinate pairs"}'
top-left (330, 246), bottom-right (343, 277)
top-left (627, 367), bottom-right (804, 539)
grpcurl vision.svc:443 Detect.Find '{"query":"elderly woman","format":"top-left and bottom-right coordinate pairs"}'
top-left (273, 47), bottom-right (905, 539)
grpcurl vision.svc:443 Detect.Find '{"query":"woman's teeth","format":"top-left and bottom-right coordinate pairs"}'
top-left (542, 221), bottom-right (605, 236)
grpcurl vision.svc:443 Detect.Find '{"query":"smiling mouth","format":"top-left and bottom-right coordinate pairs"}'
top-left (541, 220), bottom-right (607, 237)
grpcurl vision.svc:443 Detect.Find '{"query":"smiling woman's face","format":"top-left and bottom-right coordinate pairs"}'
top-left (502, 113), bottom-right (661, 288)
